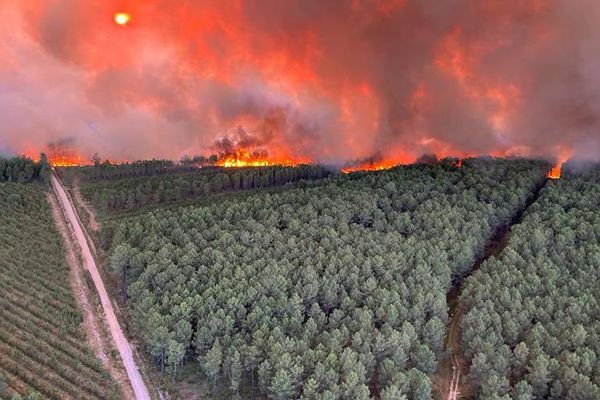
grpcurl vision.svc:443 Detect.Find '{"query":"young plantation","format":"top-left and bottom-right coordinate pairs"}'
top-left (0, 182), bottom-right (119, 400)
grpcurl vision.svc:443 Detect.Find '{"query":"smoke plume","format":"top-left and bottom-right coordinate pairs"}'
top-left (1, 0), bottom-right (599, 164)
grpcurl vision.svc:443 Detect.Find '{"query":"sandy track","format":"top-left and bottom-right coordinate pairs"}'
top-left (72, 177), bottom-right (101, 233)
top-left (48, 192), bottom-right (135, 399)
top-left (51, 174), bottom-right (151, 400)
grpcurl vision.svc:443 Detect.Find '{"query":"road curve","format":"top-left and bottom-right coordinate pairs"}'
top-left (51, 174), bottom-right (151, 400)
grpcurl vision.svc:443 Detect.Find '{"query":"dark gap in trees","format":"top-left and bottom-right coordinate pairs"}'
top-left (448, 177), bottom-right (548, 302)
top-left (441, 176), bottom-right (549, 399)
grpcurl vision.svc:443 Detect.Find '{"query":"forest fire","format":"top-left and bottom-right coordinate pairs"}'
top-left (29, 153), bottom-right (86, 167)
top-left (546, 164), bottom-right (562, 180)
top-left (24, 142), bottom-right (88, 167)
top-left (546, 149), bottom-right (572, 180)
top-left (341, 161), bottom-right (398, 174)
top-left (218, 157), bottom-right (274, 168)
top-left (216, 149), bottom-right (301, 168)
top-left (0, 0), bottom-right (598, 172)
top-left (49, 155), bottom-right (87, 167)
top-left (4, 1), bottom-right (599, 167)
top-left (45, 143), bottom-right (88, 167)
top-left (5, 2), bottom-right (600, 399)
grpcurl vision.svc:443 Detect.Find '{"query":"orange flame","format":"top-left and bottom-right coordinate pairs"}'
top-left (51, 154), bottom-right (89, 167)
top-left (341, 161), bottom-right (399, 174)
top-left (24, 149), bottom-right (88, 167)
top-left (216, 149), bottom-right (304, 168)
top-left (546, 147), bottom-right (572, 180)
top-left (546, 165), bottom-right (561, 180)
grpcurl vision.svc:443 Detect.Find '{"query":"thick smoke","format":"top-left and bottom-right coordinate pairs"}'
top-left (1, 0), bottom-right (599, 163)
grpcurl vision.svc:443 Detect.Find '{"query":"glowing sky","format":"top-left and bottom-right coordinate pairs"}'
top-left (1, 0), bottom-right (600, 163)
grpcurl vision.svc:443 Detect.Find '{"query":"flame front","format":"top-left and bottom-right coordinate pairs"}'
top-left (50, 155), bottom-right (87, 167)
top-left (341, 161), bottom-right (399, 174)
top-left (216, 149), bottom-right (305, 168)
top-left (546, 165), bottom-right (561, 180)
top-left (24, 146), bottom-right (88, 167)
top-left (545, 147), bottom-right (572, 180)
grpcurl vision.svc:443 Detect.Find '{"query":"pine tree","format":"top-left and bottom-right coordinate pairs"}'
top-left (300, 377), bottom-right (320, 400)
top-left (38, 153), bottom-right (51, 184)
top-left (527, 355), bottom-right (550, 398)
top-left (202, 339), bottom-right (223, 389)
top-left (166, 339), bottom-right (186, 379)
top-left (108, 243), bottom-right (131, 299)
top-left (230, 350), bottom-right (242, 394)
top-left (381, 384), bottom-right (407, 400)
top-left (514, 380), bottom-right (533, 400)
top-left (269, 369), bottom-right (295, 400)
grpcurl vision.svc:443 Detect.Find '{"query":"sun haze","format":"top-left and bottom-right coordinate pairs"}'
top-left (114, 12), bottom-right (130, 26)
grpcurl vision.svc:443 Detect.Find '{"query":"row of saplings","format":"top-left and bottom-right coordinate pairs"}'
top-left (0, 372), bottom-right (40, 400)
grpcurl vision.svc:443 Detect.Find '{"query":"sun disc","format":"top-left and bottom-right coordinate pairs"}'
top-left (114, 12), bottom-right (131, 26)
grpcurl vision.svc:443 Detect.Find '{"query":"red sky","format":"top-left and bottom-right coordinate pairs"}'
top-left (1, 0), bottom-right (599, 164)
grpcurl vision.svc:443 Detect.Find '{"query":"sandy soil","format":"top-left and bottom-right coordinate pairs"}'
top-left (72, 177), bottom-right (101, 232)
top-left (433, 301), bottom-right (473, 400)
top-left (51, 175), bottom-right (150, 400)
top-left (48, 191), bottom-right (136, 400)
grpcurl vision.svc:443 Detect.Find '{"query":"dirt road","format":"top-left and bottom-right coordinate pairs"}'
top-left (51, 174), bottom-right (151, 400)
top-left (435, 179), bottom-right (549, 399)
top-left (445, 304), bottom-right (464, 400)
top-left (435, 296), bottom-right (469, 400)
top-left (447, 354), bottom-right (461, 400)
top-left (72, 177), bottom-right (101, 233)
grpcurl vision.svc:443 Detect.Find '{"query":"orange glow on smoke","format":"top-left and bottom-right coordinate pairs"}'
top-left (8, 2), bottom-right (580, 171)
top-left (435, 28), bottom-right (522, 134)
top-left (435, 28), bottom-right (473, 84)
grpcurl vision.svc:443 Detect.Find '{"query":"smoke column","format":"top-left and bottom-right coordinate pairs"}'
top-left (1, 0), bottom-right (599, 164)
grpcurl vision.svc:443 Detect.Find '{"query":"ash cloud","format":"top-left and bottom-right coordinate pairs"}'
top-left (1, 0), bottom-right (600, 163)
